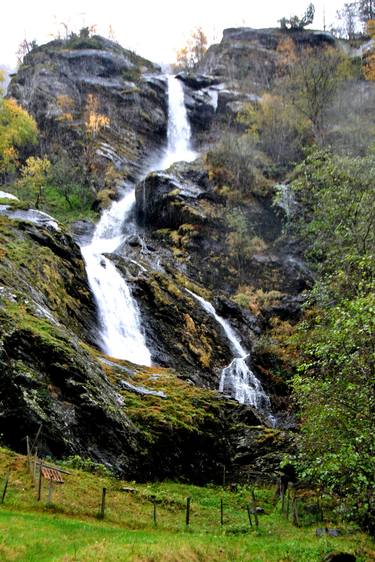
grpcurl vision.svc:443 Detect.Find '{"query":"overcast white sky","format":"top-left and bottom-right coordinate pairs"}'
top-left (2, 0), bottom-right (345, 68)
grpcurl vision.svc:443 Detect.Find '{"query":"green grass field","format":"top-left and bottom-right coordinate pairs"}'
top-left (0, 448), bottom-right (373, 561)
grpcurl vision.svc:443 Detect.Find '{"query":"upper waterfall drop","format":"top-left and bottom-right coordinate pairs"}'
top-left (160, 75), bottom-right (197, 169)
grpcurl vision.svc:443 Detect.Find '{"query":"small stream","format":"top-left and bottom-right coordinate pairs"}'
top-left (186, 290), bottom-right (274, 422)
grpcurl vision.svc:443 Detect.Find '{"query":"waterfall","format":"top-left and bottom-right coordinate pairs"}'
top-left (81, 74), bottom-right (196, 365)
top-left (160, 75), bottom-right (196, 169)
top-left (81, 190), bottom-right (152, 365)
top-left (186, 290), bottom-right (274, 420)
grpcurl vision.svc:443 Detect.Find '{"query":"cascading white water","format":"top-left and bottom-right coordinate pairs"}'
top-left (160, 75), bottom-right (196, 169)
top-left (186, 290), bottom-right (273, 419)
top-left (81, 74), bottom-right (196, 365)
top-left (81, 190), bottom-right (152, 364)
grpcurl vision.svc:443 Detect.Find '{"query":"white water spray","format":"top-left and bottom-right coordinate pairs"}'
top-left (186, 290), bottom-right (273, 419)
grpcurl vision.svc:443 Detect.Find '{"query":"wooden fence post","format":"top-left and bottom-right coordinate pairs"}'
top-left (26, 436), bottom-right (30, 473)
top-left (185, 497), bottom-right (191, 527)
top-left (153, 500), bottom-right (157, 526)
top-left (30, 425), bottom-right (42, 455)
top-left (220, 498), bottom-right (224, 526)
top-left (37, 463), bottom-right (43, 501)
top-left (1, 473), bottom-right (9, 504)
top-left (292, 493), bottom-right (300, 527)
top-left (99, 487), bottom-right (107, 519)
top-left (251, 490), bottom-right (259, 528)
top-left (33, 448), bottom-right (38, 485)
top-left (246, 505), bottom-right (253, 528)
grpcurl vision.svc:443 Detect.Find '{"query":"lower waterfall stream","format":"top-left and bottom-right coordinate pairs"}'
top-left (186, 290), bottom-right (274, 422)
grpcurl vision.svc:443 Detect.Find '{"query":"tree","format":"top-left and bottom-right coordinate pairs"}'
top-left (358, 0), bottom-right (375, 22)
top-left (0, 96), bottom-right (38, 180)
top-left (280, 46), bottom-right (352, 143)
top-left (290, 148), bottom-right (375, 533)
top-left (292, 150), bottom-right (374, 282)
top-left (18, 156), bottom-right (51, 208)
top-left (239, 94), bottom-right (311, 167)
top-left (279, 3), bottom-right (315, 30)
top-left (336, 2), bottom-right (359, 39)
top-left (16, 38), bottom-right (38, 66)
top-left (225, 208), bottom-right (267, 279)
top-left (175, 27), bottom-right (208, 71)
top-left (206, 132), bottom-right (266, 195)
top-left (293, 293), bottom-right (375, 533)
top-left (50, 154), bottom-right (85, 209)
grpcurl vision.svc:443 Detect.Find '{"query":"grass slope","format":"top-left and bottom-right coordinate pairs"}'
top-left (0, 448), bottom-right (374, 561)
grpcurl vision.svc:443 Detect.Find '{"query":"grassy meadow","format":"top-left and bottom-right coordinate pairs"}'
top-left (0, 447), bottom-right (374, 561)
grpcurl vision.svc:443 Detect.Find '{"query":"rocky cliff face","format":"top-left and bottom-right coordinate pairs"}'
top-left (0, 197), bottom-right (292, 480)
top-left (177, 27), bottom-right (336, 133)
top-left (8, 36), bottom-right (167, 186)
top-left (0, 28), bottom-right (313, 481)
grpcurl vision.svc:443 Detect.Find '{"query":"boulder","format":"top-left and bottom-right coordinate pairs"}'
top-left (176, 72), bottom-right (221, 90)
top-left (135, 160), bottom-right (213, 229)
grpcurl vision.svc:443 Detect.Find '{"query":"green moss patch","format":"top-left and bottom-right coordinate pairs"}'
top-left (100, 357), bottom-right (220, 441)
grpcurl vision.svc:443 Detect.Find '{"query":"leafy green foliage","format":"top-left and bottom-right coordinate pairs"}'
top-left (290, 147), bottom-right (375, 533)
top-left (293, 294), bottom-right (375, 531)
top-left (61, 455), bottom-right (112, 477)
top-left (291, 149), bottom-right (374, 287)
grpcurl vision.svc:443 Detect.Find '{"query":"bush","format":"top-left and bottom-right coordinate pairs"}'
top-left (62, 455), bottom-right (112, 477)
top-left (206, 133), bottom-right (268, 195)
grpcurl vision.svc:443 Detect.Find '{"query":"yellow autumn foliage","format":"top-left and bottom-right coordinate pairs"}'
top-left (84, 94), bottom-right (110, 136)
top-left (363, 19), bottom-right (375, 80)
top-left (0, 97), bottom-right (38, 175)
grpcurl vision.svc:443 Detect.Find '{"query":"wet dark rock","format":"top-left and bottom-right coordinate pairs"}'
top-left (176, 72), bottom-right (221, 90)
top-left (135, 160), bottom-right (213, 230)
top-left (70, 219), bottom-right (96, 245)
top-left (0, 206), bottom-right (59, 231)
top-left (183, 87), bottom-right (216, 133)
top-left (126, 234), bottom-right (143, 247)
top-left (323, 552), bottom-right (356, 562)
